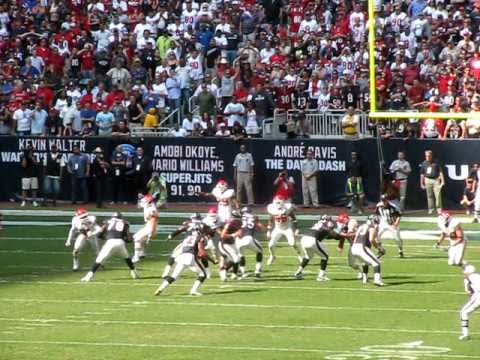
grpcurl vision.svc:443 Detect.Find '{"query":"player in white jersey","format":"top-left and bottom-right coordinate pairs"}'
top-left (132, 194), bottom-right (158, 263)
top-left (81, 212), bottom-right (139, 282)
top-left (154, 224), bottom-right (211, 296)
top-left (436, 211), bottom-right (467, 267)
top-left (236, 207), bottom-right (265, 278)
top-left (266, 196), bottom-right (302, 266)
top-left (65, 208), bottom-right (103, 271)
top-left (294, 215), bottom-right (338, 281)
top-left (375, 195), bottom-right (404, 258)
top-left (460, 265), bottom-right (480, 340)
top-left (201, 179), bottom-right (237, 224)
top-left (351, 215), bottom-right (384, 286)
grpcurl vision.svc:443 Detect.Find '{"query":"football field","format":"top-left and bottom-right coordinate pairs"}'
top-left (1, 210), bottom-right (480, 360)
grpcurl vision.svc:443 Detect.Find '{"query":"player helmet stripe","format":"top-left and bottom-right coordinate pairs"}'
top-left (75, 208), bottom-right (88, 218)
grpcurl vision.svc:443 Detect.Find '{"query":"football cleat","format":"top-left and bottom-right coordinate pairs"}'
top-left (229, 273), bottom-right (238, 280)
top-left (459, 334), bottom-right (470, 341)
top-left (154, 287), bottom-right (163, 296)
top-left (362, 273), bottom-right (368, 284)
top-left (357, 272), bottom-right (363, 279)
top-left (80, 272), bottom-right (93, 282)
top-left (20, 201), bottom-right (26, 207)
top-left (32, 201), bottom-right (39, 207)
top-left (316, 275), bottom-right (330, 282)
top-left (398, 251), bottom-right (404, 258)
top-left (374, 280), bottom-right (385, 287)
top-left (254, 272), bottom-right (262, 279)
top-left (293, 273), bottom-right (303, 280)
top-left (73, 258), bottom-right (80, 271)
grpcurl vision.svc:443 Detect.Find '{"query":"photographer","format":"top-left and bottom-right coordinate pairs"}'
top-left (273, 170), bottom-right (295, 203)
top-left (110, 145), bottom-right (127, 205)
top-left (345, 176), bottom-right (365, 215)
top-left (20, 145), bottom-right (39, 207)
top-left (43, 145), bottom-right (65, 206)
top-left (146, 172), bottom-right (167, 208)
top-left (92, 147), bottom-right (110, 208)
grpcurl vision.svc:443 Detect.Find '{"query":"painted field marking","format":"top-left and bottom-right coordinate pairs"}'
top-left (0, 317), bottom-right (472, 336)
top-left (0, 298), bottom-right (464, 314)
top-left (0, 278), bottom-right (467, 295)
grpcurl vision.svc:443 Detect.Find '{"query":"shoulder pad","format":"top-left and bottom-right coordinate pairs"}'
top-left (221, 189), bottom-right (235, 199)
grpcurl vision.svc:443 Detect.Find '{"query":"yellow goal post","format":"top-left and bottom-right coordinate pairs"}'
top-left (367, 0), bottom-right (479, 120)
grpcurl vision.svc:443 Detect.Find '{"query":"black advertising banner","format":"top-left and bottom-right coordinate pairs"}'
top-left (0, 135), bottom-right (475, 209)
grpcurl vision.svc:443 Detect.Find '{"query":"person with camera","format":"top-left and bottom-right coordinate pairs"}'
top-left (92, 147), bottom-right (110, 208)
top-left (273, 170), bottom-right (295, 203)
top-left (67, 145), bottom-right (90, 205)
top-left (345, 176), bottom-right (365, 214)
top-left (110, 145), bottom-right (127, 205)
top-left (146, 172), bottom-right (168, 208)
top-left (20, 145), bottom-right (40, 207)
top-left (43, 144), bottom-right (65, 206)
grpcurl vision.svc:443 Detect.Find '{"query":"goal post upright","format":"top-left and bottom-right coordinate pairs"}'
top-left (368, 0), bottom-right (377, 113)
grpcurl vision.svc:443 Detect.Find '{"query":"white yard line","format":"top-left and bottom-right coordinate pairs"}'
top-left (0, 317), bottom-right (471, 336)
top-left (0, 279), bottom-right (466, 295)
top-left (0, 297), bottom-right (460, 314)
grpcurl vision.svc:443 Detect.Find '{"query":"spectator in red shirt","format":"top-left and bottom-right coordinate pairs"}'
top-left (273, 170), bottom-right (295, 202)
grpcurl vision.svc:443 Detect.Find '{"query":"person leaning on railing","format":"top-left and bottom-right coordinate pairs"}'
top-left (341, 106), bottom-right (359, 138)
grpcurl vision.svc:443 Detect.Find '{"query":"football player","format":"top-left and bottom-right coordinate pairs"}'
top-left (202, 207), bottom-right (221, 266)
top-left (219, 210), bottom-right (243, 281)
top-left (376, 194), bottom-right (404, 258)
top-left (351, 215), bottom-right (384, 286)
top-left (235, 207), bottom-right (265, 278)
top-left (436, 211), bottom-right (467, 267)
top-left (460, 265), bottom-right (480, 340)
top-left (294, 215), bottom-right (338, 281)
top-left (154, 225), bottom-right (212, 296)
top-left (65, 208), bottom-right (103, 271)
top-left (266, 195), bottom-right (302, 265)
top-left (161, 213), bottom-right (212, 278)
top-left (200, 179), bottom-right (237, 224)
top-left (335, 213), bottom-right (362, 279)
top-left (81, 212), bottom-right (139, 282)
top-left (132, 194), bottom-right (158, 263)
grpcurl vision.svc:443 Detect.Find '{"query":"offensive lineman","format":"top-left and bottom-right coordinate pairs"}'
top-left (436, 211), bottom-right (467, 267)
top-left (236, 207), bottom-right (265, 278)
top-left (294, 215), bottom-right (338, 281)
top-left (65, 208), bottom-right (103, 271)
top-left (81, 212), bottom-right (139, 282)
top-left (266, 196), bottom-right (302, 265)
top-left (132, 194), bottom-right (158, 263)
top-left (336, 213), bottom-right (362, 279)
top-left (459, 265), bottom-right (480, 340)
top-left (154, 223), bottom-right (211, 296)
top-left (351, 215), bottom-right (385, 286)
top-left (376, 194), bottom-right (404, 258)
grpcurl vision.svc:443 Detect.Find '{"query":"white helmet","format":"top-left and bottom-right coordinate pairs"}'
top-left (139, 194), bottom-right (154, 208)
top-left (464, 265), bottom-right (476, 275)
top-left (216, 179), bottom-right (227, 192)
top-left (273, 195), bottom-right (285, 207)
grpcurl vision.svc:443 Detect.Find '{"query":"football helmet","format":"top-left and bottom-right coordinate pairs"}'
top-left (321, 214), bottom-right (332, 222)
top-left (190, 213), bottom-right (203, 221)
top-left (216, 179), bottom-right (227, 192)
top-left (336, 213), bottom-right (349, 224)
top-left (139, 194), bottom-right (154, 208)
top-left (273, 195), bottom-right (285, 208)
top-left (231, 210), bottom-right (241, 218)
top-left (75, 208), bottom-right (88, 219)
top-left (464, 265), bottom-right (476, 275)
top-left (367, 214), bottom-right (380, 225)
top-left (241, 206), bottom-right (252, 214)
top-left (438, 211), bottom-right (451, 226)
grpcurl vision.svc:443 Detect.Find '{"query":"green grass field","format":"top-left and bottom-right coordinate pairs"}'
top-left (1, 211), bottom-right (480, 360)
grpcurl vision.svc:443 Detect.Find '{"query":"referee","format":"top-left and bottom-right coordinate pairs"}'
top-left (420, 150), bottom-right (444, 214)
top-left (233, 144), bottom-right (254, 205)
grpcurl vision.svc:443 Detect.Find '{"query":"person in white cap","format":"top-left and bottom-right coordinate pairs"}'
top-left (459, 265), bottom-right (480, 340)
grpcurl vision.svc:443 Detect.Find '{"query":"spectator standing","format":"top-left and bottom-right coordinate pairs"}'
top-left (197, 83), bottom-right (217, 118)
top-left (166, 69), bottom-right (182, 113)
top-left (13, 102), bottom-right (32, 136)
top-left (461, 178), bottom-right (475, 216)
top-left (67, 145), bottom-right (90, 205)
top-left (43, 145), bottom-right (64, 206)
top-left (95, 104), bottom-right (115, 136)
top-left (19, 145), bottom-right (39, 207)
top-left (345, 176), bottom-right (365, 214)
top-left (420, 150), bottom-right (444, 215)
top-left (301, 149), bottom-right (319, 208)
top-left (224, 98), bottom-right (245, 128)
top-left (233, 144), bottom-right (254, 205)
top-left (31, 102), bottom-right (48, 136)
top-left (341, 107), bottom-right (359, 138)
top-left (127, 147), bottom-right (152, 201)
top-left (110, 145), bottom-right (127, 205)
top-left (389, 151), bottom-right (412, 211)
top-left (92, 147), bottom-right (110, 208)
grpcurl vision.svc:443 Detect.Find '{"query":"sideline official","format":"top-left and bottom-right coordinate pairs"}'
top-left (233, 144), bottom-right (254, 205)
top-left (389, 151), bottom-right (411, 211)
top-left (420, 150), bottom-right (444, 214)
top-left (301, 149), bottom-right (319, 208)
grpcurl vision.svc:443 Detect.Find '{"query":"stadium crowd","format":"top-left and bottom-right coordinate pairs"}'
top-left (0, 0), bottom-right (479, 138)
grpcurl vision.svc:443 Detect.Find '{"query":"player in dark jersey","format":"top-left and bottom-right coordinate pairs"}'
top-left (154, 220), bottom-right (212, 296)
top-left (235, 207), bottom-right (265, 278)
top-left (162, 213), bottom-right (217, 279)
top-left (219, 210), bottom-right (243, 281)
top-left (293, 215), bottom-right (341, 281)
top-left (351, 215), bottom-right (384, 286)
top-left (376, 194), bottom-right (403, 258)
top-left (81, 212), bottom-right (139, 282)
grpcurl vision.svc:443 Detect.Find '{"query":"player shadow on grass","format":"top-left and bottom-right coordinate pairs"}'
top-left (381, 278), bottom-right (442, 287)
top-left (206, 288), bottom-right (266, 296)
